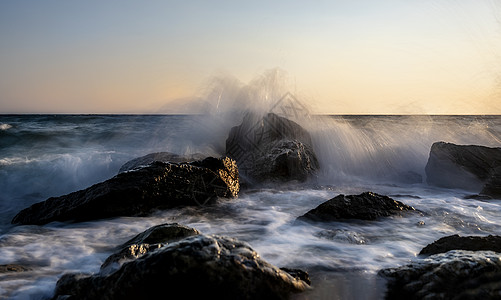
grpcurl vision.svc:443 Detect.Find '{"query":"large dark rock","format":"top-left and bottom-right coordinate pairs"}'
top-left (226, 113), bottom-right (319, 184)
top-left (118, 152), bottom-right (206, 173)
top-left (12, 157), bottom-right (239, 225)
top-left (297, 192), bottom-right (416, 222)
top-left (425, 142), bottom-right (501, 193)
top-left (52, 234), bottom-right (310, 300)
top-left (419, 234), bottom-right (501, 256)
top-left (100, 223), bottom-right (200, 272)
top-left (380, 250), bottom-right (501, 299)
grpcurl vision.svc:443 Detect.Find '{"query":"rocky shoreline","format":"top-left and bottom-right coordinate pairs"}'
top-left (52, 224), bottom-right (310, 300)
top-left (6, 113), bottom-right (501, 299)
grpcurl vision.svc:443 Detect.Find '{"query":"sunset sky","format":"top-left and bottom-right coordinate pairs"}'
top-left (1, 0), bottom-right (500, 114)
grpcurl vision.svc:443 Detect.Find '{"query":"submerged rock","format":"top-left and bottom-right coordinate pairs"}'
top-left (12, 157), bottom-right (239, 225)
top-left (419, 234), bottom-right (501, 256)
top-left (314, 229), bottom-right (368, 244)
top-left (380, 250), bottom-right (501, 300)
top-left (425, 142), bottom-right (501, 194)
top-left (297, 192), bottom-right (416, 222)
top-left (101, 223), bottom-right (200, 273)
top-left (226, 113), bottom-right (319, 185)
top-left (118, 152), bottom-right (206, 173)
top-left (0, 264), bottom-right (32, 273)
top-left (53, 234), bottom-right (310, 300)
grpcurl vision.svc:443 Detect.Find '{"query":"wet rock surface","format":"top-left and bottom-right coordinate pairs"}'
top-left (226, 113), bottom-right (319, 185)
top-left (297, 192), bottom-right (416, 222)
top-left (100, 223), bottom-right (200, 272)
top-left (425, 142), bottom-right (501, 194)
top-left (419, 234), bottom-right (501, 256)
top-left (12, 157), bottom-right (239, 225)
top-left (380, 250), bottom-right (501, 300)
top-left (279, 268), bottom-right (311, 285)
top-left (118, 152), bottom-right (206, 173)
top-left (53, 232), bottom-right (310, 300)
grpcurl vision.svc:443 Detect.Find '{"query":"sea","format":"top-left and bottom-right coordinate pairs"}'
top-left (1, 113), bottom-right (501, 299)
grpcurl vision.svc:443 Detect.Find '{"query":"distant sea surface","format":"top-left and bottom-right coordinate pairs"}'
top-left (1, 114), bottom-right (501, 299)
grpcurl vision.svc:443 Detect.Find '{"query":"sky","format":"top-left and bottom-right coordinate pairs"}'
top-left (0, 0), bottom-right (500, 114)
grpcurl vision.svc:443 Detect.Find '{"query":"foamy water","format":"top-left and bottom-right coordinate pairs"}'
top-left (0, 114), bottom-right (500, 299)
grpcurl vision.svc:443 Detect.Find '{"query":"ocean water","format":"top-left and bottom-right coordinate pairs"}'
top-left (1, 114), bottom-right (501, 299)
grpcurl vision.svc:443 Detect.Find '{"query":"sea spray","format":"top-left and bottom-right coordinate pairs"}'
top-left (305, 115), bottom-right (501, 186)
top-left (186, 69), bottom-right (313, 156)
top-left (189, 71), bottom-right (501, 186)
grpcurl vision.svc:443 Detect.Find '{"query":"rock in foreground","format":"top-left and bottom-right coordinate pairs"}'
top-left (297, 192), bottom-right (415, 222)
top-left (380, 250), bottom-right (501, 300)
top-left (53, 234), bottom-right (310, 300)
top-left (12, 157), bottom-right (239, 225)
top-left (226, 113), bottom-right (319, 184)
top-left (419, 234), bottom-right (501, 256)
top-left (101, 223), bottom-right (200, 273)
top-left (425, 142), bottom-right (501, 194)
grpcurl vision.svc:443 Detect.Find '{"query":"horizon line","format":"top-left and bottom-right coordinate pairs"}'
top-left (1, 112), bottom-right (501, 116)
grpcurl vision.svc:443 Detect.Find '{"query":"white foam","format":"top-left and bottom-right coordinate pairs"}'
top-left (0, 124), bottom-right (12, 130)
top-left (1, 185), bottom-right (501, 299)
top-left (0, 157), bottom-right (37, 166)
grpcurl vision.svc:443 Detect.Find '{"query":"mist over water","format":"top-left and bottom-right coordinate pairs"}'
top-left (1, 77), bottom-right (501, 299)
top-left (309, 115), bottom-right (501, 185)
top-left (191, 70), bottom-right (501, 185)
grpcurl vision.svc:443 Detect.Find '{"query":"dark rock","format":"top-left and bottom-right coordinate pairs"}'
top-left (226, 113), bottom-right (319, 184)
top-left (379, 250), bottom-right (501, 300)
top-left (280, 268), bottom-right (311, 285)
top-left (425, 142), bottom-right (501, 192)
top-left (481, 167), bottom-right (501, 199)
top-left (0, 264), bottom-right (32, 273)
top-left (12, 157), bottom-right (239, 225)
top-left (101, 223), bottom-right (200, 272)
top-left (297, 192), bottom-right (415, 222)
top-left (118, 152), bottom-right (206, 173)
top-left (52, 234), bottom-right (310, 300)
top-left (118, 223), bottom-right (200, 246)
top-left (419, 234), bottom-right (501, 256)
